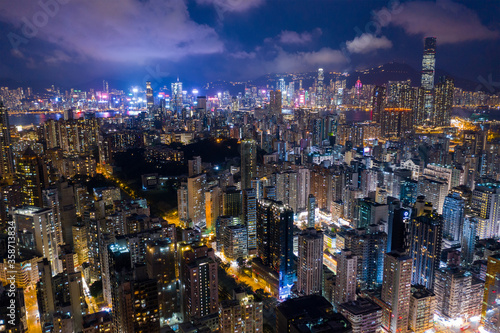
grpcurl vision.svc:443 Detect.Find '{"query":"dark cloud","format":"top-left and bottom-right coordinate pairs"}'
top-left (375, 0), bottom-right (499, 44)
top-left (0, 0), bottom-right (224, 64)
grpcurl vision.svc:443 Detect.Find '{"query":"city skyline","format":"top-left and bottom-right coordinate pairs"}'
top-left (0, 0), bottom-right (498, 89)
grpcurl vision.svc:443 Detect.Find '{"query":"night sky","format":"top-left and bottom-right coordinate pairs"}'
top-left (0, 0), bottom-right (498, 89)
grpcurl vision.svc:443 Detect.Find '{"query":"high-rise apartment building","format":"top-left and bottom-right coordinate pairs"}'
top-left (0, 102), bottom-right (14, 178)
top-left (297, 228), bottom-right (323, 296)
top-left (442, 192), bottom-right (465, 248)
top-left (381, 251), bottom-right (413, 333)
top-left (17, 147), bottom-right (48, 207)
top-left (334, 249), bottom-right (357, 308)
top-left (408, 285), bottom-right (436, 333)
top-left (240, 139), bottom-right (257, 190)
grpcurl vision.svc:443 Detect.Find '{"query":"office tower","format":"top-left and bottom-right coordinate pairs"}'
top-left (269, 90), bottom-right (282, 116)
top-left (307, 194), bottom-right (316, 228)
top-left (14, 206), bottom-right (60, 273)
top-left (338, 298), bottom-right (382, 333)
top-left (356, 198), bottom-right (388, 229)
top-left (242, 188), bottom-right (257, 255)
top-left (297, 228), bottom-right (323, 296)
top-left (435, 267), bottom-right (484, 321)
top-left (371, 86), bottom-right (386, 123)
top-left (37, 258), bottom-right (55, 326)
top-left (317, 68), bottom-right (324, 107)
top-left (408, 285), bottom-right (436, 333)
top-left (409, 208), bottom-right (443, 289)
top-left (257, 199), bottom-right (295, 299)
top-left (343, 186), bottom-right (363, 222)
top-left (146, 81), bottom-right (154, 111)
top-left (381, 252), bottom-right (413, 333)
top-left (334, 249), bottom-right (357, 308)
top-left (222, 186), bottom-right (242, 218)
top-left (240, 139), bottom-right (257, 190)
top-left (420, 37), bottom-right (437, 121)
top-left (388, 207), bottom-right (410, 253)
top-left (442, 192), bottom-right (465, 248)
top-left (461, 216), bottom-right (478, 267)
top-left (417, 176), bottom-right (448, 214)
top-left (218, 291), bottom-right (263, 333)
top-left (188, 156), bottom-right (202, 177)
top-left (17, 147), bottom-right (48, 207)
top-left (297, 168), bottom-right (311, 210)
top-left (278, 78), bottom-right (286, 102)
top-left (471, 183), bottom-right (500, 239)
top-left (0, 102), bottom-right (14, 178)
top-left (224, 224), bottom-right (248, 260)
top-left (187, 173), bottom-right (206, 227)
top-left (400, 178), bottom-right (418, 206)
top-left (276, 170), bottom-right (298, 213)
top-left (276, 295), bottom-right (352, 333)
top-left (433, 76), bottom-right (454, 126)
top-left (181, 245), bottom-right (218, 320)
top-left (146, 240), bottom-right (178, 325)
top-left (171, 78), bottom-right (183, 113)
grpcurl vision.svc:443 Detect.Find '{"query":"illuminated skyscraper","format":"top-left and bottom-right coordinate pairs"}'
top-left (0, 102), bottom-right (14, 179)
top-left (420, 37), bottom-right (437, 121)
top-left (442, 192), bottom-right (465, 248)
top-left (307, 194), bottom-right (316, 228)
top-left (371, 86), bottom-right (386, 123)
top-left (278, 78), bottom-right (286, 104)
top-left (146, 81), bottom-right (154, 112)
top-left (257, 199), bottom-right (295, 299)
top-left (409, 208), bottom-right (443, 289)
top-left (171, 78), bottom-right (183, 113)
top-left (317, 68), bottom-right (324, 107)
top-left (243, 188), bottom-right (257, 255)
top-left (433, 76), bottom-right (454, 127)
top-left (240, 139), bottom-right (257, 190)
top-left (17, 147), bottom-right (48, 207)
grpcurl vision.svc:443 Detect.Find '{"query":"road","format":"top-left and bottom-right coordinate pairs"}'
top-left (24, 287), bottom-right (41, 333)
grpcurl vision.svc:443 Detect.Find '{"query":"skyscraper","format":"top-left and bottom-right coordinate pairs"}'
top-left (297, 228), bottom-right (323, 296)
top-left (171, 78), bottom-right (183, 113)
top-left (442, 192), bottom-right (465, 248)
top-left (420, 37), bottom-right (437, 122)
top-left (433, 76), bottom-right (454, 127)
top-left (146, 81), bottom-right (154, 112)
top-left (0, 102), bottom-right (14, 179)
top-left (17, 147), bottom-right (48, 207)
top-left (181, 245), bottom-right (218, 320)
top-left (409, 209), bottom-right (443, 289)
top-left (269, 90), bottom-right (282, 116)
top-left (371, 85), bottom-right (386, 124)
top-left (240, 139), bottom-right (257, 190)
top-left (317, 68), bottom-right (324, 107)
top-left (257, 199), bottom-right (295, 299)
top-left (381, 251), bottom-right (413, 333)
top-left (461, 216), bottom-right (478, 267)
top-left (334, 249), bottom-right (357, 308)
top-left (307, 194), bottom-right (316, 228)
top-left (242, 188), bottom-right (257, 255)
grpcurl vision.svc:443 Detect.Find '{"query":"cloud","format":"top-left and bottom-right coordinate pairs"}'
top-left (195, 0), bottom-right (263, 13)
top-left (279, 29), bottom-right (322, 45)
top-left (0, 0), bottom-right (224, 64)
top-left (268, 47), bottom-right (347, 73)
top-left (374, 0), bottom-right (499, 44)
top-left (229, 51), bottom-right (256, 59)
top-left (346, 33), bottom-right (392, 54)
